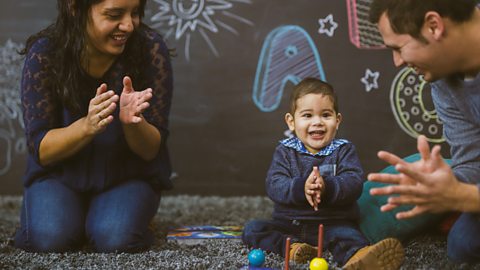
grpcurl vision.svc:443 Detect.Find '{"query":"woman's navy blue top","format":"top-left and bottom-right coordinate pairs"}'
top-left (20, 27), bottom-right (173, 192)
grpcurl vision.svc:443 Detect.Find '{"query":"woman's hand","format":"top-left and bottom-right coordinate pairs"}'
top-left (119, 76), bottom-right (153, 124)
top-left (84, 83), bottom-right (119, 136)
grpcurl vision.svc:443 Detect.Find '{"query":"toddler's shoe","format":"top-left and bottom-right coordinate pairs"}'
top-left (343, 238), bottom-right (404, 270)
top-left (289, 242), bottom-right (318, 264)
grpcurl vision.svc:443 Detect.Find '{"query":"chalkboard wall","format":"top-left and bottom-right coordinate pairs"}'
top-left (0, 0), bottom-right (449, 195)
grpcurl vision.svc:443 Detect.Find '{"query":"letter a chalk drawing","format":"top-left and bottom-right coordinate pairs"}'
top-left (252, 25), bottom-right (326, 112)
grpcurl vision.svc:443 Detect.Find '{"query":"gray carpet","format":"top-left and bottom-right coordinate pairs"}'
top-left (0, 195), bottom-right (478, 270)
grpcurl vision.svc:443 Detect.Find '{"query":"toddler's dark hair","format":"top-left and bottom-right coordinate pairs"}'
top-left (289, 78), bottom-right (338, 114)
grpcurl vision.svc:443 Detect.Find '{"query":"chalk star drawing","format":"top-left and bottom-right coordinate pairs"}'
top-left (318, 14), bottom-right (338, 37)
top-left (150, 0), bottom-right (253, 61)
top-left (361, 68), bottom-right (380, 92)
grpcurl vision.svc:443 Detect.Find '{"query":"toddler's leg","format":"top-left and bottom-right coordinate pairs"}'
top-left (323, 224), bottom-right (369, 265)
top-left (242, 219), bottom-right (294, 255)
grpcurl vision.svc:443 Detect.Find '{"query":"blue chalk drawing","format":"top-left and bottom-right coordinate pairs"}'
top-left (253, 25), bottom-right (326, 112)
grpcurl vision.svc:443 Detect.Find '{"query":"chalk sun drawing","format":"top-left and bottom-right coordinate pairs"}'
top-left (150, 0), bottom-right (253, 61)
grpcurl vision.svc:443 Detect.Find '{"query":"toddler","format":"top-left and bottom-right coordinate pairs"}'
top-left (242, 78), bottom-right (404, 269)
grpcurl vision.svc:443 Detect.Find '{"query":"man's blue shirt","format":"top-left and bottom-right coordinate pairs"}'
top-left (432, 76), bottom-right (480, 184)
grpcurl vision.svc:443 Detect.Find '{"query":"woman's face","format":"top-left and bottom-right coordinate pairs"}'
top-left (86, 0), bottom-right (141, 58)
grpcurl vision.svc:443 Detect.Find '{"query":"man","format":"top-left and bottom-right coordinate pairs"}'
top-left (367, 0), bottom-right (480, 264)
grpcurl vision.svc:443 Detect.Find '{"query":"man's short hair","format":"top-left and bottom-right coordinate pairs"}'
top-left (369, 0), bottom-right (477, 40)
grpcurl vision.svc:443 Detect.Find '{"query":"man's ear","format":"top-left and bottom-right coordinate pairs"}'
top-left (424, 11), bottom-right (444, 40)
top-left (285, 113), bottom-right (295, 131)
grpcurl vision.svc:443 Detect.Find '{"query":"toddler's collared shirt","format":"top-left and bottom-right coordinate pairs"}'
top-left (280, 137), bottom-right (348, 157)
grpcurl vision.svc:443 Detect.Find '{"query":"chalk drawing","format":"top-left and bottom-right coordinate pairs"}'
top-left (252, 25), bottom-right (326, 112)
top-left (318, 14), bottom-right (338, 37)
top-left (150, 0), bottom-right (253, 61)
top-left (361, 68), bottom-right (379, 92)
top-left (346, 0), bottom-right (385, 49)
top-left (0, 40), bottom-right (26, 175)
top-left (390, 67), bottom-right (444, 143)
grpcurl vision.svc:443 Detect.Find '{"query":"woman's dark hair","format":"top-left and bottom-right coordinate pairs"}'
top-left (369, 0), bottom-right (477, 40)
top-left (20, 0), bottom-right (148, 114)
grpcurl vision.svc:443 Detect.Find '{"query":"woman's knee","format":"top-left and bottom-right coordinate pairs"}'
top-left (87, 223), bottom-right (153, 253)
top-left (15, 223), bottom-right (83, 252)
top-left (15, 181), bottom-right (85, 252)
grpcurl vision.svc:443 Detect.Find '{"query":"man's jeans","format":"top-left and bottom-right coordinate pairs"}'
top-left (14, 178), bottom-right (160, 253)
top-left (448, 213), bottom-right (480, 263)
top-left (242, 218), bottom-right (368, 265)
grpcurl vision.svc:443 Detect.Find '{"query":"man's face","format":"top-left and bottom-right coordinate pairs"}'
top-left (377, 12), bottom-right (448, 82)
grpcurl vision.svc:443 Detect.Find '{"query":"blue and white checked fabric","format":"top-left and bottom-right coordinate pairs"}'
top-left (280, 137), bottom-right (348, 157)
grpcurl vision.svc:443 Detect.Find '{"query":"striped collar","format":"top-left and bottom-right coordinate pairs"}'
top-left (280, 137), bottom-right (348, 156)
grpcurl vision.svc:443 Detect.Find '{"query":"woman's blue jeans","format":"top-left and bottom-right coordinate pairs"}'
top-left (14, 178), bottom-right (160, 253)
top-left (242, 219), bottom-right (368, 265)
top-left (447, 213), bottom-right (480, 263)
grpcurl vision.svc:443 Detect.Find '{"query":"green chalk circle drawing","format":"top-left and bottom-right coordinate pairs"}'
top-left (390, 67), bottom-right (445, 143)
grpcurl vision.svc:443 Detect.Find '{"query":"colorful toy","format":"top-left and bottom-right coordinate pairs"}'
top-left (248, 249), bottom-right (266, 267)
top-left (309, 224), bottom-right (329, 270)
top-left (309, 257), bottom-right (328, 270)
top-left (284, 237), bottom-right (291, 270)
top-left (282, 228), bottom-right (329, 270)
top-left (317, 224), bottom-right (324, 258)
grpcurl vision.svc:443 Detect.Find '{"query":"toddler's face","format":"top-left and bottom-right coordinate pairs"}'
top-left (285, 93), bottom-right (341, 154)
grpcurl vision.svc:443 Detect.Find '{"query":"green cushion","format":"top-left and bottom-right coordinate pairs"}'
top-left (358, 153), bottom-right (450, 243)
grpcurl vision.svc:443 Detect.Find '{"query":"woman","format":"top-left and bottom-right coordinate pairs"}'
top-left (15, 0), bottom-right (173, 253)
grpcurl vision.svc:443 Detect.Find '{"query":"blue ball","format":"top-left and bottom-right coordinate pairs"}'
top-left (248, 249), bottom-right (265, 267)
